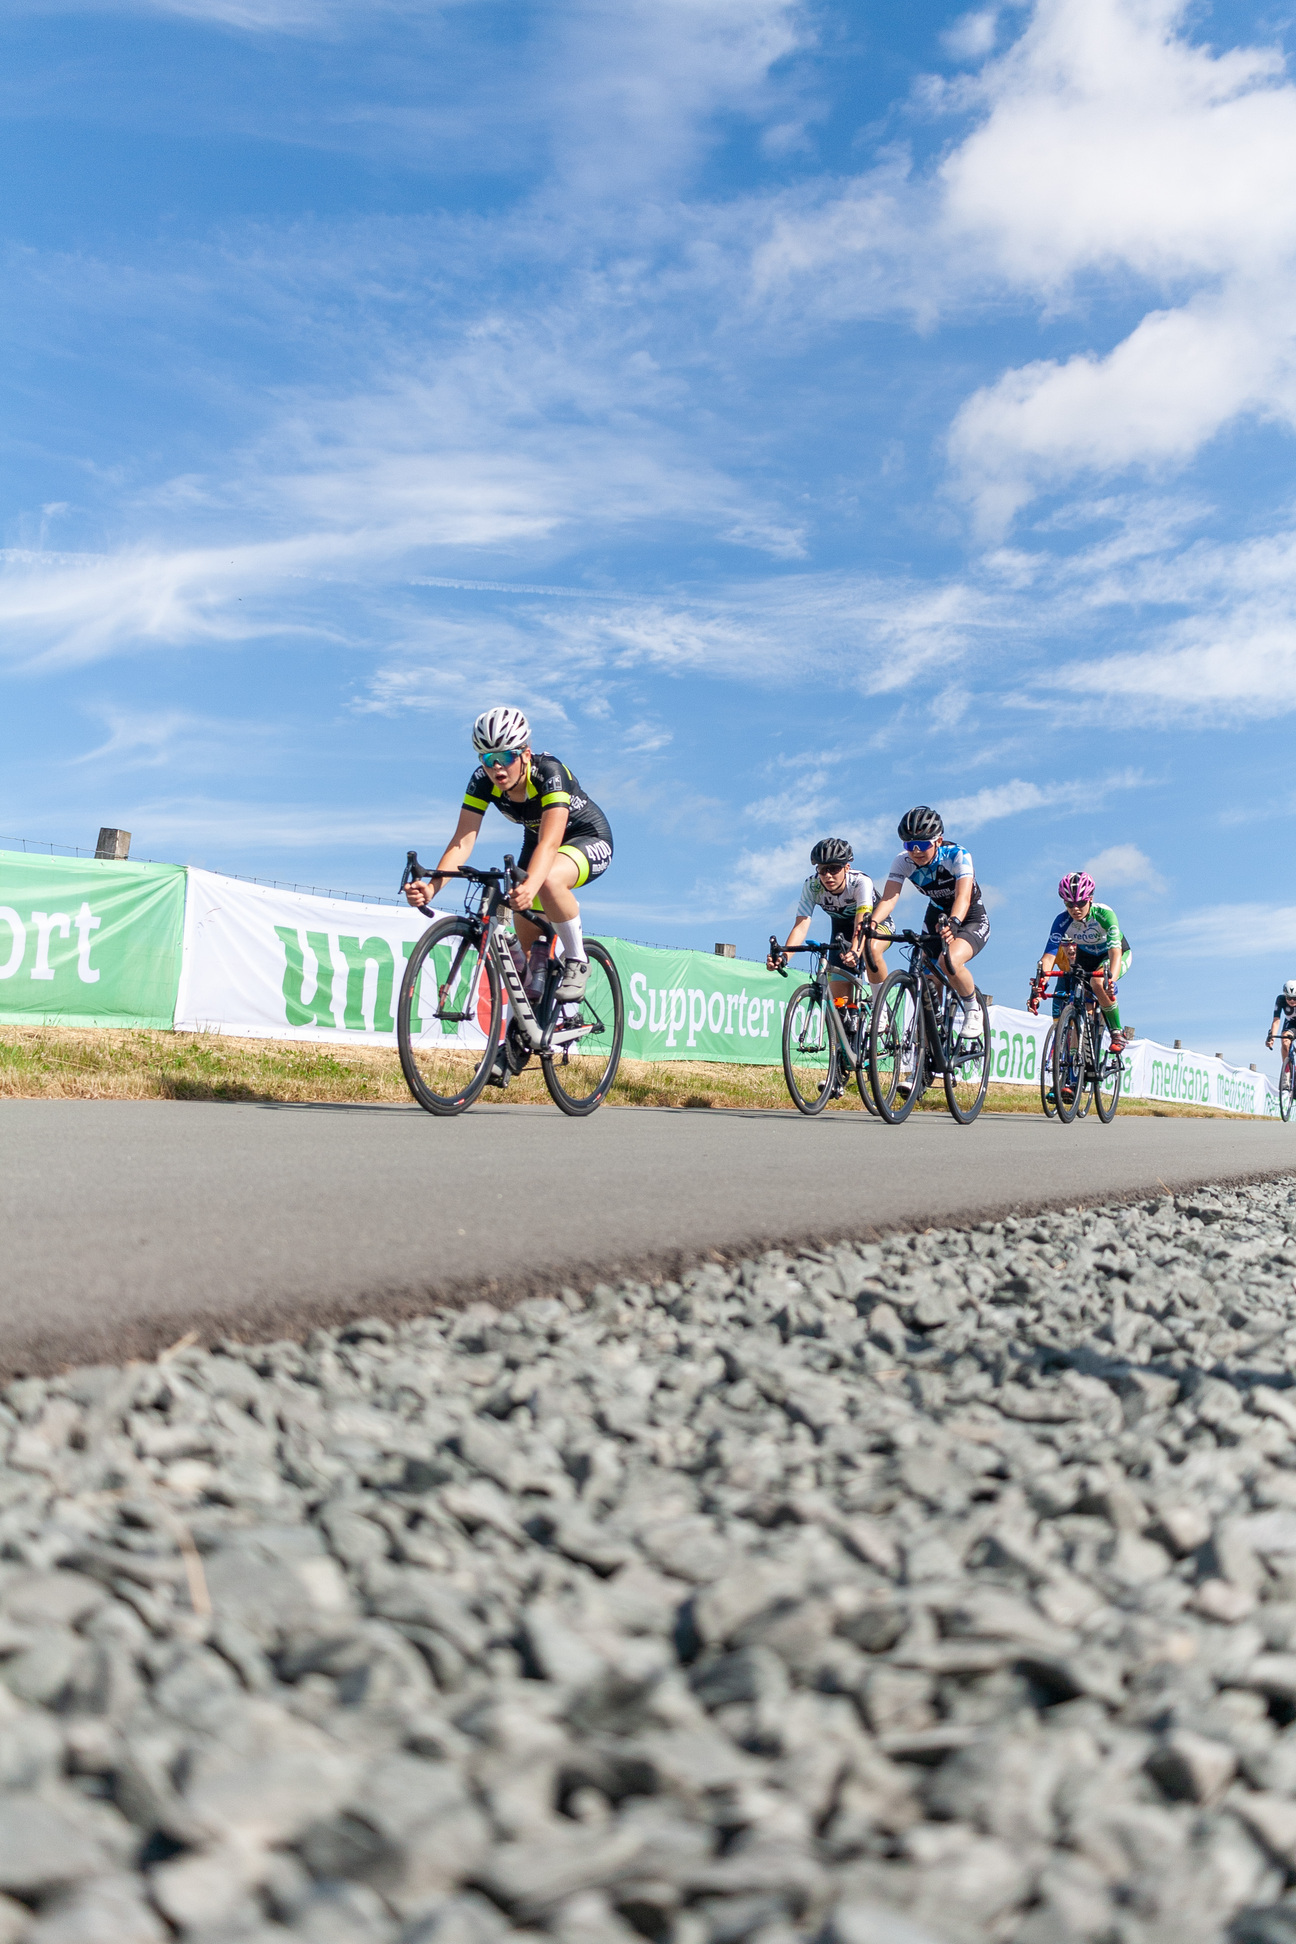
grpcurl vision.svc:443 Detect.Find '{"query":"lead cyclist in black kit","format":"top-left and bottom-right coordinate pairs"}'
top-left (403, 706), bottom-right (613, 1080)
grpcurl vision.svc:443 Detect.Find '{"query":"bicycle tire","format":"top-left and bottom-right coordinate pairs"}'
top-left (1281, 1049), bottom-right (1294, 1123)
top-left (869, 971), bottom-right (924, 1124)
top-left (1040, 1022), bottom-right (1057, 1118)
top-left (398, 917), bottom-right (502, 1115)
top-left (944, 987), bottom-right (992, 1124)
top-left (1052, 1002), bottom-right (1085, 1126)
top-left (541, 940), bottom-right (624, 1116)
top-left (1094, 1023), bottom-right (1123, 1123)
top-left (854, 996), bottom-right (880, 1115)
top-left (782, 983), bottom-right (838, 1114)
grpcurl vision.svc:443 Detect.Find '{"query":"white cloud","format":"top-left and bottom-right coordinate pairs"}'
top-left (941, 0), bottom-right (1296, 524)
top-left (941, 769), bottom-right (1143, 833)
top-left (1081, 842), bottom-right (1165, 893)
top-left (1151, 902), bottom-right (1296, 956)
top-left (548, 0), bottom-right (806, 194)
top-left (942, 10), bottom-right (998, 62)
top-left (949, 287), bottom-right (1296, 533)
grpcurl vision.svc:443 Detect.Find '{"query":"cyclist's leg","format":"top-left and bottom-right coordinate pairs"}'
top-left (1081, 950), bottom-right (1122, 1043)
top-left (526, 838), bottom-right (613, 999)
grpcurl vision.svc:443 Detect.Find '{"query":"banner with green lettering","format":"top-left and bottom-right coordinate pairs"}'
top-left (0, 850), bottom-right (186, 1028)
top-left (605, 937), bottom-right (796, 1065)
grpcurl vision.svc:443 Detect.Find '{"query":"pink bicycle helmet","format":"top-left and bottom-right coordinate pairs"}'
top-left (1058, 870), bottom-right (1096, 904)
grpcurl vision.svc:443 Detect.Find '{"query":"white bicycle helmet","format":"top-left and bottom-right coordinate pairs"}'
top-left (1285, 978), bottom-right (1296, 998)
top-left (472, 706), bottom-right (530, 755)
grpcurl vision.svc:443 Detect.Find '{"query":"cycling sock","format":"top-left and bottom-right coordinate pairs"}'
top-left (556, 916), bottom-right (585, 964)
top-left (1102, 1003), bottom-right (1123, 1033)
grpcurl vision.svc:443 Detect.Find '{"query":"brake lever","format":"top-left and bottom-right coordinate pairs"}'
top-left (400, 849), bottom-right (430, 895)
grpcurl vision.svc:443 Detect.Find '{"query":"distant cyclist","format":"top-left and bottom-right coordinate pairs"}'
top-left (1029, 871), bottom-right (1131, 1052)
top-left (1266, 979), bottom-right (1296, 1072)
top-left (403, 706), bottom-right (613, 1012)
top-left (869, 806), bottom-right (989, 1045)
top-left (767, 839), bottom-right (886, 998)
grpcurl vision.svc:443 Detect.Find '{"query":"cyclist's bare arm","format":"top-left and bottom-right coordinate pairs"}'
top-left (404, 807), bottom-right (483, 907)
top-left (768, 913), bottom-right (811, 970)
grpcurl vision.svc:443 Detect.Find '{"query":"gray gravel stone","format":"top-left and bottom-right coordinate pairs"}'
top-left (6, 1179), bottom-right (1296, 1941)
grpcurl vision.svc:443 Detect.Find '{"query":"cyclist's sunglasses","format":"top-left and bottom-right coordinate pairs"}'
top-left (1063, 896), bottom-right (1091, 909)
top-left (479, 749), bottom-right (522, 769)
top-left (903, 837), bottom-right (937, 853)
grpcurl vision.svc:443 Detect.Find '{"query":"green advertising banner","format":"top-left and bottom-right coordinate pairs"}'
top-left (600, 936), bottom-right (794, 1065)
top-left (0, 851), bottom-right (186, 1029)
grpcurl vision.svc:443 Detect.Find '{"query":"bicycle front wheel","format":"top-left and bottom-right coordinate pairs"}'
top-left (1281, 1051), bottom-right (1294, 1123)
top-left (398, 918), bottom-right (503, 1115)
top-left (782, 984), bottom-right (838, 1114)
top-left (944, 988), bottom-right (992, 1124)
top-left (1040, 1022), bottom-right (1057, 1118)
top-left (1094, 1027), bottom-right (1123, 1123)
top-left (1052, 1003), bottom-right (1085, 1126)
top-left (869, 972), bottom-right (924, 1124)
top-left (541, 940), bottom-right (624, 1116)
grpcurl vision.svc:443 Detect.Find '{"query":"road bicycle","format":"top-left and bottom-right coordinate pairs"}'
top-left (1032, 966), bottom-right (1122, 1125)
top-left (864, 925), bottom-right (992, 1126)
top-left (1033, 973), bottom-right (1090, 1121)
top-left (395, 852), bottom-right (624, 1118)
top-left (1278, 1038), bottom-right (1295, 1123)
top-left (770, 937), bottom-right (878, 1116)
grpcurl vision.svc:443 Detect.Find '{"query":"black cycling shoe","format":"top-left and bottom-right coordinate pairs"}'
top-left (485, 1053), bottom-right (511, 1088)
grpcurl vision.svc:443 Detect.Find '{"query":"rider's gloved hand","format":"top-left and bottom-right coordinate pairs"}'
top-left (1027, 992), bottom-right (1039, 1016)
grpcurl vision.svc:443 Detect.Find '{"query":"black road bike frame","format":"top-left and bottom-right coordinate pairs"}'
top-left (863, 923), bottom-right (992, 1126)
top-left (770, 936), bottom-right (877, 1115)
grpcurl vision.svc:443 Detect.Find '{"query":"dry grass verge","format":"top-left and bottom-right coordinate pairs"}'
top-left (0, 1022), bottom-right (1241, 1117)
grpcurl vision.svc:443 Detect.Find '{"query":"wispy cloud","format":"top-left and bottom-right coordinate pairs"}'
top-left (1082, 842), bottom-right (1166, 894)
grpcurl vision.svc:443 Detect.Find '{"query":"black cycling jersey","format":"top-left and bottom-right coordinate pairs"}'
top-left (462, 753), bottom-right (612, 849)
top-left (1274, 994), bottom-right (1296, 1028)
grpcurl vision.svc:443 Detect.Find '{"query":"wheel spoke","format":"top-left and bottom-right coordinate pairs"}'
top-left (782, 984), bottom-right (836, 1113)
top-left (542, 943), bottom-right (624, 1115)
top-left (398, 918), bottom-right (501, 1114)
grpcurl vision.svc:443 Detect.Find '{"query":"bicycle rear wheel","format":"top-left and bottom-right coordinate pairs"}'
top-left (1094, 1026), bottom-right (1123, 1123)
top-left (869, 972), bottom-right (924, 1124)
top-left (1040, 1022), bottom-right (1057, 1118)
top-left (541, 940), bottom-right (624, 1116)
top-left (944, 988), bottom-right (992, 1124)
top-left (782, 984), bottom-right (838, 1114)
top-left (1281, 1050), bottom-right (1294, 1122)
top-left (1052, 1003), bottom-right (1085, 1126)
top-left (398, 917), bottom-right (502, 1115)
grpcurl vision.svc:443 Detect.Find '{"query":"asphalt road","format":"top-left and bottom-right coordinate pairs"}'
top-left (2, 1098), bottom-right (1293, 1375)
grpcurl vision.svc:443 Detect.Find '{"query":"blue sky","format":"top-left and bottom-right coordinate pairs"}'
top-left (3, 0), bottom-right (1296, 1070)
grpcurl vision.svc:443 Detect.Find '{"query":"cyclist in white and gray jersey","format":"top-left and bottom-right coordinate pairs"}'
top-left (767, 838), bottom-right (886, 1000)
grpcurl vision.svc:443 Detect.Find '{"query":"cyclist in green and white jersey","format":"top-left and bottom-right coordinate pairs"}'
top-left (1029, 871), bottom-right (1131, 1052)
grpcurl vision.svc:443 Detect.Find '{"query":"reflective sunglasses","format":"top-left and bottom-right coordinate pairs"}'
top-left (903, 838), bottom-right (937, 853)
top-left (480, 749), bottom-right (522, 769)
top-left (1064, 897), bottom-right (1091, 910)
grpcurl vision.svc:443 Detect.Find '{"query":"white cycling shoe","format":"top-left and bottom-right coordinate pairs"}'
top-left (555, 959), bottom-right (589, 1004)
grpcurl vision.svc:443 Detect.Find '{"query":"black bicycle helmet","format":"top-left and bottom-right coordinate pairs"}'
top-left (810, 837), bottom-right (853, 868)
top-left (897, 804), bottom-right (944, 843)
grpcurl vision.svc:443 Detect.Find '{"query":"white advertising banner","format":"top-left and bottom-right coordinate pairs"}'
top-left (174, 870), bottom-right (488, 1047)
